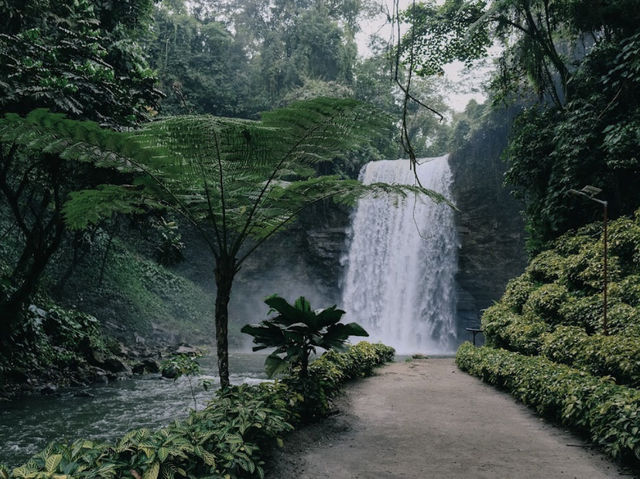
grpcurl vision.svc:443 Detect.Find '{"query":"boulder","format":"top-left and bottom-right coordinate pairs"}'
top-left (40, 383), bottom-right (58, 395)
top-left (161, 365), bottom-right (179, 379)
top-left (90, 367), bottom-right (109, 384)
top-left (133, 358), bottom-right (160, 374)
top-left (100, 357), bottom-right (131, 374)
top-left (141, 358), bottom-right (160, 373)
top-left (175, 344), bottom-right (198, 355)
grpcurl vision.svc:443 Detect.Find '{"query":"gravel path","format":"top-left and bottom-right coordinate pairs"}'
top-left (268, 358), bottom-right (631, 478)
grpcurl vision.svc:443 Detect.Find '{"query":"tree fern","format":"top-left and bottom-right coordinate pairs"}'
top-left (1, 98), bottom-right (451, 388)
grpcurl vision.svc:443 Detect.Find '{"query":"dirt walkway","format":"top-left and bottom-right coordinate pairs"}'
top-left (268, 358), bottom-right (629, 478)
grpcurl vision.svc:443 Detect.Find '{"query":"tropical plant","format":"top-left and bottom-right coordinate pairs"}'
top-left (161, 351), bottom-right (211, 411)
top-left (241, 295), bottom-right (369, 378)
top-left (0, 0), bottom-right (161, 336)
top-left (1, 100), bottom-right (447, 388)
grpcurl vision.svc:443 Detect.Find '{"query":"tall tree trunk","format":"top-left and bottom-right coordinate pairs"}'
top-left (214, 256), bottom-right (236, 389)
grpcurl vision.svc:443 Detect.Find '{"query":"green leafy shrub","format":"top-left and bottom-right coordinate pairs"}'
top-left (607, 303), bottom-right (640, 335)
top-left (526, 250), bottom-right (567, 283)
top-left (542, 326), bottom-right (640, 387)
top-left (565, 242), bottom-right (622, 292)
top-left (502, 275), bottom-right (537, 313)
top-left (457, 343), bottom-right (640, 463)
top-left (608, 218), bottom-right (640, 269)
top-left (161, 350), bottom-right (212, 410)
top-left (481, 303), bottom-right (517, 348)
top-left (482, 299), bottom-right (640, 387)
top-left (241, 295), bottom-right (369, 378)
top-left (522, 283), bottom-right (569, 324)
top-left (558, 294), bottom-right (605, 333)
top-left (0, 302), bottom-right (114, 386)
top-left (611, 275), bottom-right (640, 307)
top-left (3, 342), bottom-right (394, 478)
top-left (552, 231), bottom-right (594, 256)
top-left (482, 304), bottom-right (547, 354)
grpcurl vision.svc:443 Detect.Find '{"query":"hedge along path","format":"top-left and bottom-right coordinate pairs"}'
top-left (269, 358), bottom-right (623, 478)
top-left (480, 212), bottom-right (640, 389)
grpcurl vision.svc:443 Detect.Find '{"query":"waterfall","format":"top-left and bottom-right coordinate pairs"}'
top-left (341, 155), bottom-right (458, 354)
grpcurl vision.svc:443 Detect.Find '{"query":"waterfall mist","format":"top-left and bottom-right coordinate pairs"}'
top-left (341, 156), bottom-right (458, 354)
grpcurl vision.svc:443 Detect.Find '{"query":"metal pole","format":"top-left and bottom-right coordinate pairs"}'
top-left (603, 201), bottom-right (608, 336)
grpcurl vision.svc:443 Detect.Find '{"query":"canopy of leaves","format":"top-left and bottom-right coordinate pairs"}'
top-left (2, 100), bottom-right (449, 266)
top-left (401, 0), bottom-right (490, 76)
top-left (504, 32), bottom-right (640, 253)
top-left (0, 0), bottom-right (160, 126)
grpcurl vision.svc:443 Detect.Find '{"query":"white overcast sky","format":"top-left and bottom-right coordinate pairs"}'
top-left (355, 0), bottom-right (491, 113)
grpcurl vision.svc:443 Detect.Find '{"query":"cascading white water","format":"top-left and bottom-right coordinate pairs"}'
top-left (341, 155), bottom-right (458, 354)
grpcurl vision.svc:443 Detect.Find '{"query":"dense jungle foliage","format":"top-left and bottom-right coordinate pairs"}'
top-left (0, 0), bottom-right (450, 389)
top-left (404, 0), bottom-right (640, 253)
top-left (2, 0), bottom-right (640, 471)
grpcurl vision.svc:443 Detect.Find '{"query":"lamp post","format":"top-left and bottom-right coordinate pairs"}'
top-left (567, 186), bottom-right (608, 335)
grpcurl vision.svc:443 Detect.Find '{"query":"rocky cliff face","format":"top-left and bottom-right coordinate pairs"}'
top-left (233, 203), bottom-right (350, 303)
top-left (449, 106), bottom-right (528, 343)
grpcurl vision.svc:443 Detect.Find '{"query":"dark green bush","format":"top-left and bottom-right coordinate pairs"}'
top-left (522, 283), bottom-right (569, 324)
top-left (482, 304), bottom-right (547, 354)
top-left (558, 294), bottom-right (605, 333)
top-left (541, 326), bottom-right (640, 387)
top-left (611, 276), bottom-right (640, 307)
top-left (3, 342), bottom-right (394, 479)
top-left (481, 304), bottom-right (517, 348)
top-left (565, 242), bottom-right (622, 293)
top-left (456, 343), bottom-right (640, 462)
top-left (607, 303), bottom-right (640, 335)
top-left (502, 275), bottom-right (537, 314)
top-left (482, 303), bottom-right (640, 387)
top-left (526, 250), bottom-right (567, 283)
top-left (608, 218), bottom-right (640, 270)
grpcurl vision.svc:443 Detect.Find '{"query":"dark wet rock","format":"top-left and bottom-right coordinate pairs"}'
top-left (449, 107), bottom-right (528, 340)
top-left (101, 357), bottom-right (131, 374)
top-left (74, 390), bottom-right (95, 398)
top-left (109, 341), bottom-right (130, 357)
top-left (142, 358), bottom-right (160, 373)
top-left (90, 367), bottom-right (109, 384)
top-left (175, 344), bottom-right (198, 355)
top-left (133, 358), bottom-right (160, 374)
top-left (40, 383), bottom-right (58, 395)
top-left (88, 349), bottom-right (106, 366)
top-left (161, 365), bottom-right (178, 379)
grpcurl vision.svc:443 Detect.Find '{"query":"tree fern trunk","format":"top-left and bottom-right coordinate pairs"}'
top-left (215, 256), bottom-right (235, 389)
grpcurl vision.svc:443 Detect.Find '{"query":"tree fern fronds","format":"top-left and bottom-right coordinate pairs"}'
top-left (63, 185), bottom-right (163, 230)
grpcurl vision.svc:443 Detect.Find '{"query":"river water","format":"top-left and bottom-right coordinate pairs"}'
top-left (0, 352), bottom-right (268, 467)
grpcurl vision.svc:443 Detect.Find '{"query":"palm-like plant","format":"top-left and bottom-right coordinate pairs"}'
top-left (241, 295), bottom-right (369, 378)
top-left (0, 99), bottom-right (449, 388)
